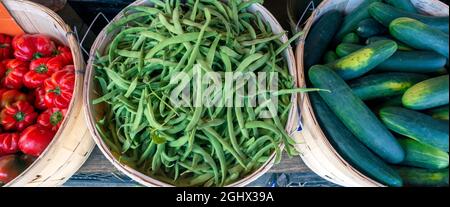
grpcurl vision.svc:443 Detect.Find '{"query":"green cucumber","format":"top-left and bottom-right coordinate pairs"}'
top-left (428, 105), bottom-right (449, 121)
top-left (385, 0), bottom-right (418, 13)
top-left (396, 167), bottom-right (449, 187)
top-left (342, 32), bottom-right (361, 44)
top-left (366, 36), bottom-right (412, 51)
top-left (328, 40), bottom-right (398, 80)
top-left (356, 18), bottom-right (386, 38)
top-left (304, 10), bottom-right (344, 70)
top-left (335, 0), bottom-right (382, 41)
top-left (309, 65), bottom-right (405, 163)
top-left (399, 138), bottom-right (449, 170)
top-left (390, 17), bottom-right (449, 58)
top-left (379, 107), bottom-right (449, 152)
top-left (349, 72), bottom-right (428, 101)
top-left (323, 51), bottom-right (338, 64)
top-left (369, 2), bottom-right (449, 33)
top-left (376, 51), bottom-right (447, 73)
top-left (310, 93), bottom-right (402, 187)
top-left (336, 43), bottom-right (363, 57)
top-left (402, 75), bottom-right (449, 110)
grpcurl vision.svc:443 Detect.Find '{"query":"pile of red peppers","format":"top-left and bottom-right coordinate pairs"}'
top-left (0, 33), bottom-right (75, 185)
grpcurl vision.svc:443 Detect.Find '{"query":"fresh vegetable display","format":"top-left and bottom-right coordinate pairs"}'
top-left (93, 0), bottom-right (310, 187)
top-left (304, 0), bottom-right (449, 187)
top-left (0, 33), bottom-right (74, 186)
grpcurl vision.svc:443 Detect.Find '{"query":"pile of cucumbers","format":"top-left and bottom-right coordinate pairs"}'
top-left (304, 0), bottom-right (449, 187)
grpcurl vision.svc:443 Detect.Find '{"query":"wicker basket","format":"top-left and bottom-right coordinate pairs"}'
top-left (1, 0), bottom-right (95, 187)
top-left (84, 0), bottom-right (299, 187)
top-left (293, 0), bottom-right (449, 187)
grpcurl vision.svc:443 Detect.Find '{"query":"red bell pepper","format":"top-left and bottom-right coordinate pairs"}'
top-left (12, 34), bottom-right (56, 61)
top-left (0, 89), bottom-right (28, 108)
top-left (1, 100), bottom-right (38, 131)
top-left (19, 125), bottom-right (55, 157)
top-left (37, 108), bottom-right (67, 131)
top-left (23, 57), bottom-right (65, 89)
top-left (0, 133), bottom-right (19, 156)
top-left (54, 46), bottom-right (73, 65)
top-left (33, 87), bottom-right (47, 110)
top-left (0, 61), bottom-right (5, 80)
top-left (44, 68), bottom-right (75, 109)
top-left (0, 34), bottom-right (13, 61)
top-left (2, 59), bottom-right (29, 89)
top-left (0, 154), bottom-right (26, 185)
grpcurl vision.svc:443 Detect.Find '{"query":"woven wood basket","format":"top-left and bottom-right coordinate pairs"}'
top-left (1, 0), bottom-right (95, 187)
top-left (293, 0), bottom-right (449, 187)
top-left (84, 0), bottom-right (299, 187)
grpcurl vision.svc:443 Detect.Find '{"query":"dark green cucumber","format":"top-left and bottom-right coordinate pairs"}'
top-left (336, 43), bottom-right (363, 57)
top-left (376, 51), bottom-right (447, 73)
top-left (396, 166), bottom-right (449, 187)
top-left (309, 65), bottom-right (405, 163)
top-left (379, 107), bottom-right (449, 152)
top-left (428, 105), bottom-right (449, 121)
top-left (349, 72), bottom-right (428, 101)
top-left (309, 93), bottom-right (402, 186)
top-left (390, 17), bottom-right (449, 58)
top-left (385, 0), bottom-right (418, 13)
top-left (402, 75), bottom-right (449, 110)
top-left (342, 32), bottom-right (360, 44)
top-left (399, 138), bottom-right (449, 170)
top-left (328, 40), bottom-right (398, 80)
top-left (366, 36), bottom-right (412, 51)
top-left (304, 10), bottom-right (344, 70)
top-left (335, 0), bottom-right (382, 41)
top-left (369, 2), bottom-right (449, 33)
top-left (356, 18), bottom-right (386, 38)
top-left (323, 51), bottom-right (338, 64)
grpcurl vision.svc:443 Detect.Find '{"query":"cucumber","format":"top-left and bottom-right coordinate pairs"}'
top-left (366, 36), bottom-right (412, 51)
top-left (304, 10), bottom-right (344, 70)
top-left (342, 32), bottom-right (360, 44)
top-left (399, 138), bottom-right (449, 170)
top-left (385, 0), bottom-right (418, 13)
top-left (369, 2), bottom-right (449, 33)
top-left (428, 105), bottom-right (449, 121)
top-left (323, 51), bottom-right (338, 64)
top-left (356, 18), bottom-right (386, 38)
top-left (309, 65), bottom-right (405, 163)
top-left (396, 167), bottom-right (449, 187)
top-left (328, 40), bottom-right (398, 80)
top-left (309, 93), bottom-right (402, 187)
top-left (335, 0), bottom-right (382, 41)
top-left (390, 17), bottom-right (449, 58)
top-left (349, 72), bottom-right (428, 101)
top-left (381, 95), bottom-right (404, 108)
top-left (379, 107), bottom-right (449, 152)
top-left (336, 43), bottom-right (363, 57)
top-left (402, 75), bottom-right (449, 110)
top-left (376, 51), bottom-right (447, 73)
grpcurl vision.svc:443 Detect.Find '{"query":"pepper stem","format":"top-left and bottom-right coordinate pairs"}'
top-left (35, 64), bottom-right (48, 74)
top-left (14, 111), bottom-right (26, 122)
top-left (50, 111), bottom-right (63, 126)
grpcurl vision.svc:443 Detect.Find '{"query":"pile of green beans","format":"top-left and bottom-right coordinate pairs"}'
top-left (93, 0), bottom-right (311, 186)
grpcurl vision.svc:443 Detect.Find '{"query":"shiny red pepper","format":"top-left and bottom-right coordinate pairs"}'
top-left (12, 34), bottom-right (56, 61)
top-left (44, 68), bottom-right (75, 109)
top-left (2, 59), bottom-right (29, 89)
top-left (33, 87), bottom-right (47, 110)
top-left (0, 34), bottom-right (13, 61)
top-left (0, 133), bottom-right (19, 156)
top-left (0, 61), bottom-right (5, 80)
top-left (19, 125), bottom-right (55, 157)
top-left (1, 100), bottom-right (38, 131)
top-left (0, 154), bottom-right (26, 185)
top-left (53, 46), bottom-right (73, 65)
top-left (37, 108), bottom-right (67, 132)
top-left (23, 57), bottom-right (65, 89)
top-left (0, 89), bottom-right (28, 108)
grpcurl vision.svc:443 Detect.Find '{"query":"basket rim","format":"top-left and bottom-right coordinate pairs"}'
top-left (83, 0), bottom-right (298, 187)
top-left (3, 0), bottom-right (93, 186)
top-left (295, 0), bottom-right (449, 187)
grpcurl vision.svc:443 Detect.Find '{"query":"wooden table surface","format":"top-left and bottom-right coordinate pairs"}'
top-left (58, 0), bottom-right (337, 187)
